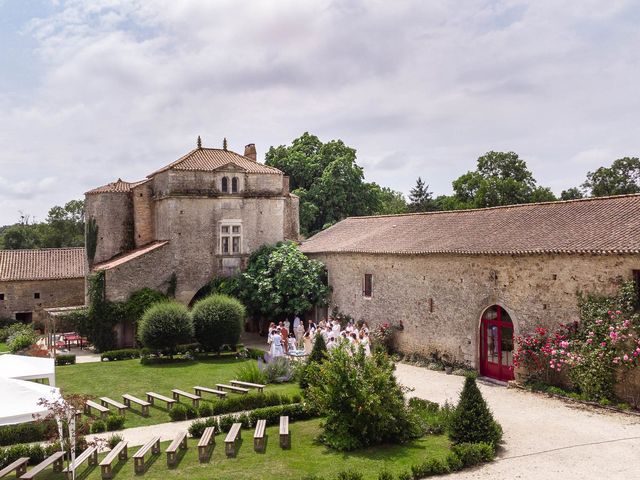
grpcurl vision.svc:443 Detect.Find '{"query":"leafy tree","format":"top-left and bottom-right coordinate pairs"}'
top-left (448, 375), bottom-right (502, 448)
top-left (241, 242), bottom-right (330, 321)
top-left (560, 187), bottom-right (585, 200)
top-left (137, 301), bottom-right (194, 354)
top-left (192, 294), bottom-right (245, 352)
top-left (299, 334), bottom-right (328, 389)
top-left (122, 288), bottom-right (168, 324)
top-left (582, 157), bottom-right (640, 197)
top-left (370, 185), bottom-right (408, 215)
top-left (306, 345), bottom-right (419, 450)
top-left (449, 151), bottom-right (554, 208)
top-left (408, 177), bottom-right (437, 212)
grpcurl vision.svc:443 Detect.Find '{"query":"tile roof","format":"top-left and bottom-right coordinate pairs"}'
top-left (92, 241), bottom-right (169, 271)
top-left (0, 248), bottom-right (86, 281)
top-left (300, 194), bottom-right (640, 256)
top-left (85, 178), bottom-right (146, 195)
top-left (148, 148), bottom-right (282, 176)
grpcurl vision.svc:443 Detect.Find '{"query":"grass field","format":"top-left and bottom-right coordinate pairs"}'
top-left (56, 357), bottom-right (301, 428)
top-left (36, 419), bottom-right (451, 480)
top-left (0, 342), bottom-right (8, 352)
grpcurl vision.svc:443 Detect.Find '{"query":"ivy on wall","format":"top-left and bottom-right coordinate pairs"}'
top-left (85, 217), bottom-right (98, 266)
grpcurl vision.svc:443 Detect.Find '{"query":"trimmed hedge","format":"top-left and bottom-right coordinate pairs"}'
top-left (0, 421), bottom-right (52, 446)
top-left (100, 349), bottom-right (140, 361)
top-left (55, 354), bottom-right (76, 366)
top-left (0, 437), bottom-right (87, 470)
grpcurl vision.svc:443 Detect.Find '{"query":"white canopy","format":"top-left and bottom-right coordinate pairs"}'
top-left (0, 354), bottom-right (56, 386)
top-left (0, 377), bottom-right (61, 426)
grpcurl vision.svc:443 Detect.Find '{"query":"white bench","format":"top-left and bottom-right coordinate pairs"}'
top-left (100, 397), bottom-right (128, 416)
top-left (231, 380), bottom-right (266, 393)
top-left (279, 416), bottom-right (290, 449)
top-left (253, 419), bottom-right (267, 452)
top-left (122, 394), bottom-right (151, 416)
top-left (20, 452), bottom-right (64, 479)
top-left (216, 384), bottom-right (249, 394)
top-left (146, 392), bottom-right (176, 409)
top-left (171, 389), bottom-right (201, 408)
top-left (166, 431), bottom-right (187, 467)
top-left (224, 423), bottom-right (242, 457)
top-left (133, 437), bottom-right (160, 474)
top-left (99, 440), bottom-right (128, 479)
top-left (63, 446), bottom-right (97, 479)
top-left (84, 399), bottom-right (109, 418)
top-left (0, 457), bottom-right (29, 478)
top-left (194, 386), bottom-right (227, 398)
top-left (197, 426), bottom-right (215, 463)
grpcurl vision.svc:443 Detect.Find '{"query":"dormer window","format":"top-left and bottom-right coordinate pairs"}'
top-left (232, 177), bottom-right (239, 193)
top-left (221, 177), bottom-right (229, 193)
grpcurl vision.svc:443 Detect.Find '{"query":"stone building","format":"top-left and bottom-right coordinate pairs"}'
top-left (0, 248), bottom-right (86, 327)
top-left (301, 194), bottom-right (640, 382)
top-left (85, 141), bottom-right (299, 346)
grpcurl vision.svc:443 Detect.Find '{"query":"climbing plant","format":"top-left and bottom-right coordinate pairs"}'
top-left (85, 217), bottom-right (98, 266)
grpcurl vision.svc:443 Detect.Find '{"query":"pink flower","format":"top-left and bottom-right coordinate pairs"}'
top-left (624, 354), bottom-right (630, 361)
top-left (601, 342), bottom-right (607, 347)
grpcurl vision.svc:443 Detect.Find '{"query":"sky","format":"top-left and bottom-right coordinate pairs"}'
top-left (0, 0), bottom-right (639, 225)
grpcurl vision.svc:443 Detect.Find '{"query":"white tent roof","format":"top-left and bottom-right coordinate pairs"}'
top-left (0, 377), bottom-right (61, 426)
top-left (0, 354), bottom-right (55, 386)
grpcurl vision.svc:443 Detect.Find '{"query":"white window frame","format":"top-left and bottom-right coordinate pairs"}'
top-left (220, 221), bottom-right (242, 255)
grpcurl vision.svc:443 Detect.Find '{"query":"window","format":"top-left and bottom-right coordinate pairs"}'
top-left (231, 177), bottom-right (239, 193)
top-left (0, 293), bottom-right (4, 301)
top-left (363, 274), bottom-right (373, 298)
top-left (221, 177), bottom-right (229, 193)
top-left (220, 223), bottom-right (242, 255)
top-left (634, 270), bottom-right (640, 305)
top-left (34, 293), bottom-right (40, 299)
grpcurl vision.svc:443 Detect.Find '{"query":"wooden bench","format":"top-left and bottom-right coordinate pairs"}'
top-left (279, 416), bottom-right (290, 449)
top-left (253, 419), bottom-right (267, 452)
top-left (99, 440), bottom-right (128, 479)
top-left (63, 446), bottom-right (97, 479)
top-left (194, 386), bottom-right (227, 398)
top-left (165, 431), bottom-right (187, 467)
top-left (146, 392), bottom-right (175, 409)
top-left (171, 389), bottom-right (201, 408)
top-left (100, 397), bottom-right (128, 416)
top-left (216, 384), bottom-right (249, 395)
top-left (84, 399), bottom-right (109, 418)
top-left (20, 451), bottom-right (64, 479)
top-left (133, 437), bottom-right (160, 474)
top-left (197, 427), bottom-right (215, 463)
top-left (231, 380), bottom-right (266, 393)
top-left (224, 423), bottom-right (242, 458)
top-left (0, 457), bottom-right (28, 478)
top-left (122, 394), bottom-right (151, 417)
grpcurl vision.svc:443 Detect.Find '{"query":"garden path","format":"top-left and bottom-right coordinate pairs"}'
top-left (394, 363), bottom-right (640, 480)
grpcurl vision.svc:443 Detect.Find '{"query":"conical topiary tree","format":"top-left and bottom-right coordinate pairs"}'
top-left (448, 375), bottom-right (502, 448)
top-left (300, 334), bottom-right (329, 389)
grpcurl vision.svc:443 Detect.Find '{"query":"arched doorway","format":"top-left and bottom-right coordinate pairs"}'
top-left (479, 305), bottom-right (514, 381)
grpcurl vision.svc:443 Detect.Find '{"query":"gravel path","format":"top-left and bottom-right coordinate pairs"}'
top-left (394, 363), bottom-right (640, 479)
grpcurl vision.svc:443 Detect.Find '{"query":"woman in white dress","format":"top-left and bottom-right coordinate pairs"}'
top-left (360, 331), bottom-right (371, 356)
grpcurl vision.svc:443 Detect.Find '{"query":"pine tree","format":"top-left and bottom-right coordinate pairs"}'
top-left (408, 177), bottom-right (436, 212)
top-left (448, 375), bottom-right (502, 448)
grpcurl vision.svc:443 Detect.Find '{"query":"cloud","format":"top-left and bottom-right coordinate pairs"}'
top-left (0, 0), bottom-right (639, 224)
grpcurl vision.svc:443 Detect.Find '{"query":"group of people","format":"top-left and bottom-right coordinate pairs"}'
top-left (267, 316), bottom-right (371, 357)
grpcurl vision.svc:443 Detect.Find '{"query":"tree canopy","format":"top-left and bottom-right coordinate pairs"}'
top-left (408, 177), bottom-right (437, 212)
top-left (581, 157), bottom-right (640, 197)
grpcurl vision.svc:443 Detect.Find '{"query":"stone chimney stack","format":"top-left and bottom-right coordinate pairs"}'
top-left (244, 143), bottom-right (257, 161)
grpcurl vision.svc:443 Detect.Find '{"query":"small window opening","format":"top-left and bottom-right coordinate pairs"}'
top-left (34, 293), bottom-right (40, 299)
top-left (0, 293), bottom-right (4, 301)
top-left (232, 177), bottom-right (239, 193)
top-left (221, 177), bottom-right (229, 193)
top-left (363, 274), bottom-right (373, 298)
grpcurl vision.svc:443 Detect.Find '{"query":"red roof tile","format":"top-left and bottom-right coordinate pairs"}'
top-left (85, 178), bottom-right (146, 195)
top-left (0, 248), bottom-right (86, 281)
top-left (148, 148), bottom-right (282, 176)
top-left (92, 241), bottom-right (169, 271)
top-left (300, 195), bottom-right (640, 256)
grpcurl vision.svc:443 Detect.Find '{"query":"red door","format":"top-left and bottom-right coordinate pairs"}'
top-left (480, 306), bottom-right (514, 381)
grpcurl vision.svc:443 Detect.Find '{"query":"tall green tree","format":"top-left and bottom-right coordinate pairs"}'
top-left (582, 157), bottom-right (640, 197)
top-left (408, 177), bottom-right (437, 212)
top-left (446, 151), bottom-right (555, 209)
top-left (368, 184), bottom-right (408, 215)
top-left (560, 187), bottom-right (585, 200)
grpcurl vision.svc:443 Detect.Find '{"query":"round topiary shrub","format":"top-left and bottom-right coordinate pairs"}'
top-left (191, 294), bottom-right (245, 352)
top-left (138, 301), bottom-right (194, 354)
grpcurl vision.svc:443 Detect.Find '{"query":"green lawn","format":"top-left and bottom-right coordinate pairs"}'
top-left (57, 357), bottom-right (301, 428)
top-left (0, 342), bottom-right (8, 352)
top-left (37, 419), bottom-right (451, 480)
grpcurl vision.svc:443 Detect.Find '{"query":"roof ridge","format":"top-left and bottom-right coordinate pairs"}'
top-left (0, 247), bottom-right (86, 253)
top-left (347, 193), bottom-right (640, 220)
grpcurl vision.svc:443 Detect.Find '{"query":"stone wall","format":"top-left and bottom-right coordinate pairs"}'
top-left (132, 181), bottom-right (155, 247)
top-left (309, 252), bottom-right (640, 368)
top-left (0, 278), bottom-right (85, 327)
top-left (85, 192), bottom-right (134, 264)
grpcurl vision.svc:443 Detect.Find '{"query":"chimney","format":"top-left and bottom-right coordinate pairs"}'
top-left (244, 143), bottom-right (257, 161)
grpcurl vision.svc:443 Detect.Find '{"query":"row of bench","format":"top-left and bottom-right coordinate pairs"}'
top-left (0, 414), bottom-right (289, 480)
top-left (84, 381), bottom-right (266, 417)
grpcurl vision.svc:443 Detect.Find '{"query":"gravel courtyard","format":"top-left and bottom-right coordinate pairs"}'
top-left (395, 363), bottom-right (640, 479)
